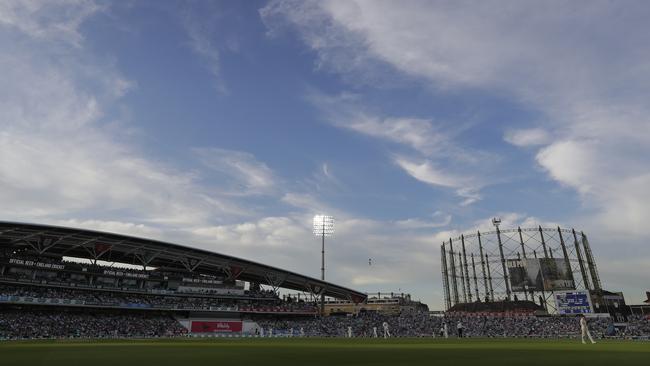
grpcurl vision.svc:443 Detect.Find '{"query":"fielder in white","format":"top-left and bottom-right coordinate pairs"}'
top-left (580, 315), bottom-right (596, 344)
top-left (373, 326), bottom-right (378, 338)
top-left (382, 321), bottom-right (391, 338)
top-left (347, 326), bottom-right (353, 338)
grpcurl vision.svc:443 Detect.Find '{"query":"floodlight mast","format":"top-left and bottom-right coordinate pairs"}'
top-left (313, 215), bottom-right (334, 316)
top-left (492, 217), bottom-right (501, 228)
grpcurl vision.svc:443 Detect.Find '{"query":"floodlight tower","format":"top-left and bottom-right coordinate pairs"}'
top-left (313, 215), bottom-right (334, 315)
top-left (491, 217), bottom-right (501, 229)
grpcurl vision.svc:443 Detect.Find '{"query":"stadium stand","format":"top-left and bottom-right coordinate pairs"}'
top-left (1, 222), bottom-right (649, 341)
top-left (0, 308), bottom-right (187, 339)
top-left (257, 310), bottom-right (650, 339)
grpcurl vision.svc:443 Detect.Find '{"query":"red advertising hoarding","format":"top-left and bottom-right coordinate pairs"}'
top-left (191, 321), bottom-right (243, 333)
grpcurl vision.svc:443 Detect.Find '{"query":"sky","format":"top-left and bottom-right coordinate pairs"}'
top-left (1, 0), bottom-right (649, 308)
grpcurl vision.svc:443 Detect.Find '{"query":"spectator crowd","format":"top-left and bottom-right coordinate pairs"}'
top-left (1, 306), bottom-right (648, 340)
top-left (0, 284), bottom-right (317, 313)
top-left (258, 310), bottom-right (650, 339)
top-left (0, 310), bottom-right (186, 340)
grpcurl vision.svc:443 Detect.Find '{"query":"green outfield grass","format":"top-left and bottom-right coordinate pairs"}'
top-left (1, 338), bottom-right (647, 366)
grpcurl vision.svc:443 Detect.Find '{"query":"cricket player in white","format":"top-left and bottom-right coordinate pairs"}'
top-left (300, 327), bottom-right (305, 337)
top-left (382, 321), bottom-right (391, 338)
top-left (373, 326), bottom-right (378, 338)
top-left (580, 315), bottom-right (596, 344)
top-left (347, 326), bottom-right (353, 338)
top-left (443, 322), bottom-right (449, 338)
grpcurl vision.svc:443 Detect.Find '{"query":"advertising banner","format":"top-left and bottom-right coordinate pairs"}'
top-left (508, 258), bottom-right (575, 292)
top-left (8, 258), bottom-right (64, 270)
top-left (0, 296), bottom-right (85, 305)
top-left (539, 258), bottom-right (575, 291)
top-left (191, 321), bottom-right (243, 333)
top-left (555, 290), bottom-right (593, 314)
top-left (507, 259), bottom-right (531, 292)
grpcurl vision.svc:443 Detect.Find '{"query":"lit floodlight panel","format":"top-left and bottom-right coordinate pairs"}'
top-left (313, 215), bottom-right (334, 236)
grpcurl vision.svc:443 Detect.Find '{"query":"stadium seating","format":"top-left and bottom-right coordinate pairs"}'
top-left (258, 311), bottom-right (650, 339)
top-left (0, 283), bottom-right (318, 314)
top-left (0, 309), bottom-right (186, 339)
top-left (1, 255), bottom-right (649, 341)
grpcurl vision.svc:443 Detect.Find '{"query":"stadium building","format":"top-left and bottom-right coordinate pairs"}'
top-left (323, 292), bottom-right (428, 316)
top-left (439, 224), bottom-right (628, 319)
top-left (2, 221), bottom-right (648, 341)
top-left (0, 221), bottom-right (366, 338)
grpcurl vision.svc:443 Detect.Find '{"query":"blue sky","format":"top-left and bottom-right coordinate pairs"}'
top-left (1, 0), bottom-right (649, 308)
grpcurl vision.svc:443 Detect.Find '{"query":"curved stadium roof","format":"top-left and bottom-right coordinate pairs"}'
top-left (0, 221), bottom-right (367, 303)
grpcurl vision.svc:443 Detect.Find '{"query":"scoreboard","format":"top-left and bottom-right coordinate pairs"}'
top-left (554, 290), bottom-right (593, 314)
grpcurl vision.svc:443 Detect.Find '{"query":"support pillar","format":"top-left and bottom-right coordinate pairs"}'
top-left (582, 232), bottom-right (602, 291)
top-left (441, 244), bottom-right (451, 310)
top-left (459, 252), bottom-right (467, 303)
top-left (539, 226), bottom-right (549, 258)
top-left (478, 231), bottom-right (489, 300)
top-left (471, 253), bottom-right (479, 301)
top-left (449, 238), bottom-right (459, 305)
top-left (518, 227), bottom-right (531, 301)
top-left (572, 229), bottom-right (591, 290)
top-left (496, 226), bottom-right (511, 301)
top-left (557, 227), bottom-right (576, 286)
top-left (518, 227), bottom-right (527, 259)
top-left (517, 252), bottom-right (528, 300)
top-left (486, 253), bottom-right (494, 301)
top-left (461, 235), bottom-right (472, 302)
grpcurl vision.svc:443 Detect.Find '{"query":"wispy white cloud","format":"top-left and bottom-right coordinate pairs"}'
top-left (504, 128), bottom-right (551, 147)
top-left (307, 91), bottom-right (450, 157)
top-left (181, 2), bottom-right (227, 94)
top-left (320, 163), bottom-right (338, 185)
top-left (281, 192), bottom-right (345, 218)
top-left (4, 0), bottom-right (648, 310)
top-left (345, 115), bottom-right (445, 156)
top-left (0, 0), bottom-right (102, 46)
top-left (191, 216), bottom-right (309, 248)
top-left (48, 219), bottom-right (165, 240)
top-left (194, 147), bottom-right (276, 195)
top-left (392, 156), bottom-right (465, 188)
top-left (536, 140), bottom-right (597, 195)
top-left (262, 0), bottom-right (650, 262)
top-left (395, 211), bottom-right (452, 229)
top-left (0, 1), bottom-right (256, 227)
top-left (262, 0), bottom-right (650, 234)
top-left (537, 140), bottom-right (650, 235)
top-left (261, 0), bottom-right (650, 302)
top-left (392, 155), bottom-right (481, 205)
top-left (307, 91), bottom-right (490, 205)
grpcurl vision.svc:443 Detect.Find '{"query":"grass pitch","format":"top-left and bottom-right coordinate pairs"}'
top-left (1, 338), bottom-right (648, 366)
